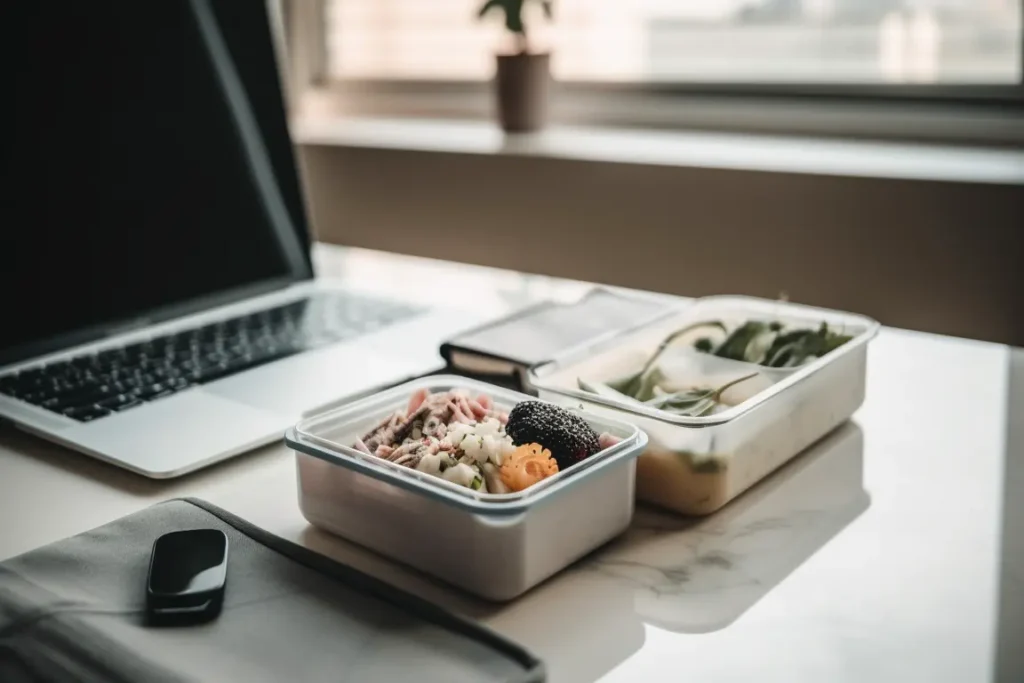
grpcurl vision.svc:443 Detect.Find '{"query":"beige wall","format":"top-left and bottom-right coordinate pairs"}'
top-left (298, 144), bottom-right (1024, 346)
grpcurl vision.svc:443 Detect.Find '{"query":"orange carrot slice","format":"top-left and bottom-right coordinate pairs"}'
top-left (500, 443), bottom-right (559, 492)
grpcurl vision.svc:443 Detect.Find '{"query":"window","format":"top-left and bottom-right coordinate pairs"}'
top-left (324, 0), bottom-right (1021, 85)
top-left (284, 0), bottom-right (1023, 144)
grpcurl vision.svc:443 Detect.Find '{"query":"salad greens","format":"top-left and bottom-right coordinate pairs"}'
top-left (604, 321), bottom-right (727, 399)
top-left (695, 320), bottom-right (852, 368)
top-left (577, 317), bottom-right (853, 415)
top-left (579, 373), bottom-right (757, 417)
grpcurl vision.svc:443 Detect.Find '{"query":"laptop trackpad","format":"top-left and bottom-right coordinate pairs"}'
top-left (204, 343), bottom-right (434, 418)
top-left (68, 389), bottom-right (290, 478)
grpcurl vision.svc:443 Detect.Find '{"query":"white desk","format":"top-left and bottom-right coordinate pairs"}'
top-left (2, 245), bottom-right (1022, 683)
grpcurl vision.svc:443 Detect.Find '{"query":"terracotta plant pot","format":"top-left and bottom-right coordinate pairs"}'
top-left (494, 52), bottom-right (551, 133)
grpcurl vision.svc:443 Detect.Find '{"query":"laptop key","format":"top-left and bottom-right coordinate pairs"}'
top-left (50, 386), bottom-right (114, 412)
top-left (136, 382), bottom-right (168, 399)
top-left (115, 399), bottom-right (145, 412)
top-left (61, 404), bottom-right (112, 422)
top-left (96, 395), bottom-right (125, 410)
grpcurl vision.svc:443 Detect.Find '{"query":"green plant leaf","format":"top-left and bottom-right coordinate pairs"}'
top-left (479, 0), bottom-right (552, 41)
top-left (505, 0), bottom-right (525, 34)
top-left (694, 337), bottom-right (715, 353)
top-left (596, 321), bottom-right (727, 399)
top-left (577, 378), bottom-right (642, 404)
top-left (636, 320), bottom-right (727, 377)
top-left (633, 366), bottom-right (667, 402)
top-left (764, 340), bottom-right (800, 367)
top-left (478, 0), bottom-right (525, 34)
top-left (642, 373), bottom-right (757, 417)
top-left (646, 389), bottom-right (712, 410)
top-left (712, 321), bottom-right (769, 361)
top-left (763, 329), bottom-right (810, 366)
top-left (478, 0), bottom-right (506, 19)
top-left (604, 373), bottom-right (636, 393)
top-left (824, 332), bottom-right (853, 353)
top-left (743, 328), bottom-right (778, 364)
top-left (701, 319), bottom-right (854, 368)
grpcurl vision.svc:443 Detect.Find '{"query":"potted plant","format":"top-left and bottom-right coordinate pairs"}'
top-left (478, 0), bottom-right (553, 133)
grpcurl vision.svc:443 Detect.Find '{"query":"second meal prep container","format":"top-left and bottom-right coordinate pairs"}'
top-left (529, 296), bottom-right (879, 516)
top-left (286, 376), bottom-right (648, 601)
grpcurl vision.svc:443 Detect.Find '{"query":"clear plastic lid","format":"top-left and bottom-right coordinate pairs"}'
top-left (286, 375), bottom-right (647, 516)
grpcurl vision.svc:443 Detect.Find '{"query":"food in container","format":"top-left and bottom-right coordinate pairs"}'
top-left (577, 316), bottom-right (855, 415)
top-left (286, 376), bottom-right (647, 601)
top-left (354, 387), bottom-right (621, 494)
top-left (529, 296), bottom-right (879, 516)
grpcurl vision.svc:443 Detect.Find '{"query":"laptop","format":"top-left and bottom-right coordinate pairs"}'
top-left (0, 1), bottom-right (492, 478)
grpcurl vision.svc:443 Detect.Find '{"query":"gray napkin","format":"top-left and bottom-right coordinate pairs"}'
top-left (0, 498), bottom-right (543, 683)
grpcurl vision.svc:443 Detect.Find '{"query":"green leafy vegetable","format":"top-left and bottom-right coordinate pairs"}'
top-left (694, 337), bottom-right (715, 353)
top-left (576, 315), bottom-right (853, 414)
top-left (742, 321), bottom-right (853, 368)
top-left (609, 321), bottom-right (727, 398)
top-left (686, 319), bottom-right (852, 368)
top-left (642, 373), bottom-right (758, 417)
top-left (713, 321), bottom-right (770, 362)
top-left (633, 366), bottom-right (668, 402)
top-left (579, 373), bottom-right (757, 417)
top-left (576, 378), bottom-right (640, 404)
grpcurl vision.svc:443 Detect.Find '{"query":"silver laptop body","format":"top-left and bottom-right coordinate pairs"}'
top-left (0, 1), bottom-right (490, 477)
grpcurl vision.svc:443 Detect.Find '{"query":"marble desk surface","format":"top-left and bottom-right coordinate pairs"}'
top-left (1, 244), bottom-right (1021, 682)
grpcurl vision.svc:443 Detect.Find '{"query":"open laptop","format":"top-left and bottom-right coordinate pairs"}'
top-left (0, 1), bottom-right (491, 478)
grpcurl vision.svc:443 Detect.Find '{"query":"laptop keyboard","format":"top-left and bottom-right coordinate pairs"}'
top-left (0, 292), bottom-right (420, 422)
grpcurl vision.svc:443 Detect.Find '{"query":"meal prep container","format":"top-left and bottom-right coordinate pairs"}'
top-left (529, 295), bottom-right (879, 516)
top-left (286, 376), bottom-right (648, 601)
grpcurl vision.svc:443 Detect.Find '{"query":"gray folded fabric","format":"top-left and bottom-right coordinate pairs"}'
top-left (0, 498), bottom-right (543, 683)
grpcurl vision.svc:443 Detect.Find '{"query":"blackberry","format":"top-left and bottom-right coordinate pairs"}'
top-left (505, 401), bottom-right (600, 470)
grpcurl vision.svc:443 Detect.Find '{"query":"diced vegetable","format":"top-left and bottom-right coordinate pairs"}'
top-left (442, 463), bottom-right (481, 488)
top-left (356, 389), bottom-right (606, 495)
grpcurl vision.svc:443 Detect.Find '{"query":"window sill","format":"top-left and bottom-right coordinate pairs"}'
top-left (293, 115), bottom-right (1024, 346)
top-left (291, 116), bottom-right (1024, 186)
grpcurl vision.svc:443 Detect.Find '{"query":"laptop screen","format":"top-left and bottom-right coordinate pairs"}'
top-left (1, 1), bottom-right (313, 365)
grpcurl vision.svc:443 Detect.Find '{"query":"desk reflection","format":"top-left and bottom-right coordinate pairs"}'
top-left (577, 421), bottom-right (867, 634)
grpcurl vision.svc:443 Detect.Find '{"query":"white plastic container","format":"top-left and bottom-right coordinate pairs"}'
top-left (286, 376), bottom-right (648, 601)
top-left (529, 296), bottom-right (879, 516)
